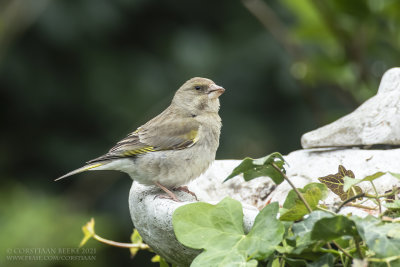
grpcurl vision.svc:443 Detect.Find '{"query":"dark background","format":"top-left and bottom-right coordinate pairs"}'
top-left (1, 0), bottom-right (399, 266)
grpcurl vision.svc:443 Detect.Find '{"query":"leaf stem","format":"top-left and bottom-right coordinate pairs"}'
top-left (343, 255), bottom-right (350, 267)
top-left (332, 240), bottom-right (352, 259)
top-left (335, 193), bottom-right (365, 213)
top-left (319, 247), bottom-right (339, 255)
top-left (381, 216), bottom-right (400, 223)
top-left (272, 163), bottom-right (312, 213)
top-left (93, 234), bottom-right (149, 249)
top-left (316, 205), bottom-right (336, 215)
top-left (354, 236), bottom-right (363, 259)
top-left (370, 181), bottom-right (382, 214)
top-left (280, 257), bottom-right (285, 267)
top-left (347, 203), bottom-right (377, 211)
top-left (365, 190), bottom-right (397, 199)
top-left (367, 255), bottom-right (400, 263)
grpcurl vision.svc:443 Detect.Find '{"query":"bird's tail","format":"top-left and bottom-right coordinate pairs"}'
top-left (55, 163), bottom-right (104, 181)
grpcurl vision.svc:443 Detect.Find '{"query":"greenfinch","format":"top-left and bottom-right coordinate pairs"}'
top-left (56, 77), bottom-right (225, 201)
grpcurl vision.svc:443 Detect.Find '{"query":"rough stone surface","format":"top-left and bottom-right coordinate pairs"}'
top-left (129, 160), bottom-right (270, 267)
top-left (301, 68), bottom-right (400, 148)
top-left (129, 149), bottom-right (400, 265)
top-left (268, 148), bottom-right (400, 217)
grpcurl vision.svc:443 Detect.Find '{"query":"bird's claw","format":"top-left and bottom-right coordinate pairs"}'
top-left (154, 194), bottom-right (181, 202)
top-left (174, 186), bottom-right (198, 201)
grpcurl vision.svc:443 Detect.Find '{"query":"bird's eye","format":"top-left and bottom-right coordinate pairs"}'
top-left (194, 85), bottom-right (201, 90)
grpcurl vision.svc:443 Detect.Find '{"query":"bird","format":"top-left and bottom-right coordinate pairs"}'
top-left (56, 77), bottom-right (225, 201)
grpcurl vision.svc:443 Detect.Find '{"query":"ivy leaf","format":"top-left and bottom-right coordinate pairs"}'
top-left (383, 199), bottom-right (400, 218)
top-left (151, 255), bottom-right (170, 267)
top-left (290, 211), bottom-right (333, 254)
top-left (384, 200), bottom-right (400, 210)
top-left (224, 152), bottom-right (286, 184)
top-left (280, 183), bottom-right (328, 221)
top-left (284, 258), bottom-right (308, 267)
top-left (342, 176), bottom-right (360, 192)
top-left (389, 172), bottom-right (400, 180)
top-left (343, 186), bottom-right (363, 201)
top-left (80, 218), bottom-right (95, 247)
top-left (318, 165), bottom-right (363, 201)
top-left (343, 172), bottom-right (386, 192)
top-left (172, 197), bottom-right (284, 267)
top-left (130, 229), bottom-right (144, 258)
top-left (306, 253), bottom-right (335, 267)
top-left (311, 215), bottom-right (358, 241)
top-left (359, 171), bottom-right (386, 182)
top-left (270, 258), bottom-right (280, 267)
top-left (352, 216), bottom-right (400, 259)
top-left (387, 225), bottom-right (400, 239)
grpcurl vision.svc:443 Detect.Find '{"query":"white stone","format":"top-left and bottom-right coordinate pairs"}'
top-left (268, 148), bottom-right (400, 217)
top-left (129, 159), bottom-right (273, 266)
top-left (301, 67), bottom-right (400, 148)
top-left (129, 149), bottom-right (400, 265)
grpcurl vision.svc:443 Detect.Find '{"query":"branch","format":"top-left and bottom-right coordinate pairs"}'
top-left (335, 193), bottom-right (365, 213)
top-left (271, 163), bottom-right (312, 213)
top-left (332, 240), bottom-right (353, 259)
top-left (92, 234), bottom-right (149, 249)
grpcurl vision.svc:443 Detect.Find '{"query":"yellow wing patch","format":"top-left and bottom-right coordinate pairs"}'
top-left (184, 129), bottom-right (199, 143)
top-left (178, 129), bottom-right (199, 149)
top-left (122, 146), bottom-right (156, 156)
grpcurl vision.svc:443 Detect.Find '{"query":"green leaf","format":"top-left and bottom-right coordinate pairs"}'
top-left (306, 253), bottom-right (335, 267)
top-left (384, 200), bottom-right (400, 210)
top-left (130, 229), bottom-right (143, 257)
top-left (343, 176), bottom-right (361, 192)
top-left (280, 183), bottom-right (328, 221)
top-left (360, 171), bottom-right (386, 182)
top-left (311, 215), bottom-right (358, 241)
top-left (241, 203), bottom-right (285, 259)
top-left (224, 152), bottom-right (285, 184)
top-left (389, 172), bottom-right (400, 180)
top-left (151, 255), bottom-right (170, 267)
top-left (80, 218), bottom-right (95, 247)
top-left (173, 198), bottom-right (284, 266)
top-left (383, 209), bottom-right (400, 219)
top-left (291, 211), bottom-right (333, 254)
top-left (352, 216), bottom-right (400, 258)
top-left (284, 257), bottom-right (308, 267)
top-left (270, 258), bottom-right (280, 267)
top-left (343, 172), bottom-right (386, 192)
top-left (387, 225), bottom-right (400, 239)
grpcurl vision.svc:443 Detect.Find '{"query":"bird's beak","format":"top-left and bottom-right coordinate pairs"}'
top-left (207, 84), bottom-right (225, 99)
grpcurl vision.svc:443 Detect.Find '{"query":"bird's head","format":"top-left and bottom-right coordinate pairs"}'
top-left (172, 77), bottom-right (225, 115)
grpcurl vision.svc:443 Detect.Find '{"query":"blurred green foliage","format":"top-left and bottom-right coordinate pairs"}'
top-left (1, 0), bottom-right (399, 266)
top-left (284, 0), bottom-right (400, 102)
top-left (0, 182), bottom-right (120, 267)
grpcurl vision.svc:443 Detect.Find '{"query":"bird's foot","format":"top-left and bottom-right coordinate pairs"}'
top-left (154, 193), bottom-right (181, 202)
top-left (174, 186), bottom-right (198, 201)
top-left (154, 182), bottom-right (181, 202)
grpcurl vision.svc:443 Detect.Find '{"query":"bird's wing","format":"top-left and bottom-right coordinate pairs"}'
top-left (87, 119), bottom-right (200, 163)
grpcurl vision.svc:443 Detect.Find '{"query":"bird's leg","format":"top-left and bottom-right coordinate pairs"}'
top-left (154, 182), bottom-right (181, 202)
top-left (174, 186), bottom-right (198, 201)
